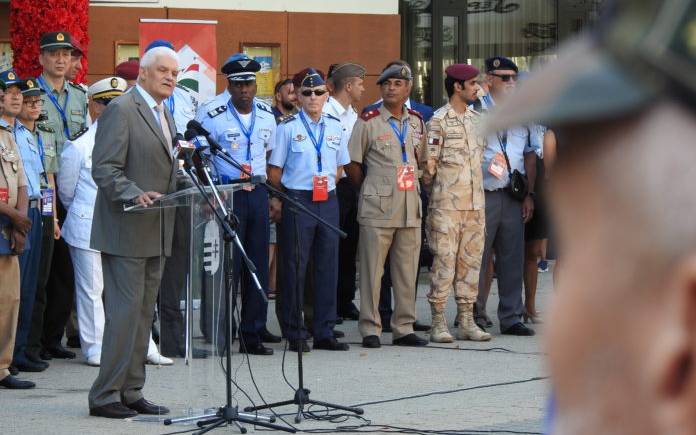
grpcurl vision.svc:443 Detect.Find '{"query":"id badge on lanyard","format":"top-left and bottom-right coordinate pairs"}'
top-left (388, 118), bottom-right (414, 191)
top-left (312, 176), bottom-right (328, 201)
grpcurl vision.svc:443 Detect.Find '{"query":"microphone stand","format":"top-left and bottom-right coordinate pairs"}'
top-left (208, 146), bottom-right (364, 423)
top-left (163, 153), bottom-right (294, 434)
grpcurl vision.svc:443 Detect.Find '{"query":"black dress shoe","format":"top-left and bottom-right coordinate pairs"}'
top-left (239, 342), bottom-right (274, 356)
top-left (393, 333), bottom-right (428, 347)
top-left (338, 304), bottom-right (360, 320)
top-left (15, 359), bottom-right (48, 372)
top-left (66, 336), bottom-right (81, 348)
top-left (126, 398), bottom-right (170, 415)
top-left (332, 329), bottom-right (345, 338)
top-left (288, 339), bottom-right (310, 353)
top-left (9, 364), bottom-right (19, 376)
top-left (413, 320), bottom-right (431, 331)
top-left (0, 375), bottom-right (35, 389)
top-left (46, 346), bottom-right (76, 359)
top-left (258, 328), bottom-right (282, 343)
top-left (39, 350), bottom-right (53, 361)
top-left (28, 355), bottom-right (50, 366)
top-left (362, 335), bottom-right (381, 348)
top-left (90, 402), bottom-right (138, 419)
top-left (502, 322), bottom-right (535, 336)
top-left (170, 345), bottom-right (210, 359)
top-left (335, 316), bottom-right (344, 325)
top-left (313, 337), bottom-right (349, 351)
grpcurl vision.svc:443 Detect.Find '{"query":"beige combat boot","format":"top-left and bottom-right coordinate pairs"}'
top-left (455, 303), bottom-right (492, 341)
top-left (429, 304), bottom-right (454, 343)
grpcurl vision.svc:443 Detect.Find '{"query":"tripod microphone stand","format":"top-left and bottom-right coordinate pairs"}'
top-left (206, 146), bottom-right (364, 423)
top-left (163, 151), bottom-right (294, 434)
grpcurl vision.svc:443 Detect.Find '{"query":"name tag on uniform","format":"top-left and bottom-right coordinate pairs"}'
top-left (0, 188), bottom-right (8, 204)
top-left (71, 109), bottom-right (83, 115)
top-left (397, 165), bottom-right (415, 191)
top-left (41, 188), bottom-right (54, 215)
top-left (488, 152), bottom-right (507, 179)
top-left (312, 176), bottom-right (328, 201)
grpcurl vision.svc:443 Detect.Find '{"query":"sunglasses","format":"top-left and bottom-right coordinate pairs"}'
top-left (490, 73), bottom-right (518, 82)
top-left (300, 89), bottom-right (327, 97)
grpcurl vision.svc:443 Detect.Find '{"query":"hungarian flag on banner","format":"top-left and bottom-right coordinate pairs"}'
top-left (139, 19), bottom-right (217, 109)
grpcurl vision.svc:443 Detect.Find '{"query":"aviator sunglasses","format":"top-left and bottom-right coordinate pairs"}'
top-left (300, 89), bottom-right (327, 97)
top-left (489, 73), bottom-right (518, 82)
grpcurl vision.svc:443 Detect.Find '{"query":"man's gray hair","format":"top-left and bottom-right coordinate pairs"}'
top-left (140, 46), bottom-right (179, 68)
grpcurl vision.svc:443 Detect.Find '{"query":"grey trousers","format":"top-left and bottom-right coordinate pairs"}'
top-left (88, 254), bottom-right (163, 408)
top-left (476, 190), bottom-right (524, 330)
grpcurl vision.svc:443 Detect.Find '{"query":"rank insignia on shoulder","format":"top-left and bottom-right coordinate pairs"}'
top-left (0, 124), bottom-right (11, 133)
top-left (360, 109), bottom-right (380, 121)
top-left (68, 81), bottom-right (87, 92)
top-left (69, 127), bottom-right (89, 141)
top-left (407, 108), bottom-right (423, 120)
top-left (256, 102), bottom-right (273, 114)
top-left (278, 114), bottom-right (295, 124)
top-left (37, 124), bottom-right (54, 133)
top-left (323, 112), bottom-right (339, 122)
top-left (208, 105), bottom-right (227, 118)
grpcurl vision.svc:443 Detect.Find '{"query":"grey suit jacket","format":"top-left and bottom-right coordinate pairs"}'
top-left (90, 88), bottom-right (189, 257)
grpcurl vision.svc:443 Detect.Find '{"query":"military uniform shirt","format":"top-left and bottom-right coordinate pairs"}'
top-left (33, 123), bottom-right (58, 176)
top-left (0, 128), bottom-right (27, 208)
top-left (198, 95), bottom-right (277, 182)
top-left (423, 103), bottom-right (485, 211)
top-left (163, 85), bottom-right (196, 134)
top-left (348, 103), bottom-right (427, 228)
top-left (269, 110), bottom-right (350, 191)
top-left (38, 73), bottom-right (88, 155)
top-left (3, 119), bottom-right (42, 199)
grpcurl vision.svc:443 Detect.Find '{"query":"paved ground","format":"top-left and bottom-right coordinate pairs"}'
top-left (2, 263), bottom-right (554, 435)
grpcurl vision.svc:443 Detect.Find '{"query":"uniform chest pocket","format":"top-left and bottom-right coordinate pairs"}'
top-left (70, 114), bottom-right (84, 129)
top-left (326, 140), bottom-right (340, 151)
top-left (290, 142), bottom-right (305, 153)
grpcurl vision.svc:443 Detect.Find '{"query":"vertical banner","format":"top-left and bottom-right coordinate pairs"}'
top-left (140, 19), bottom-right (217, 109)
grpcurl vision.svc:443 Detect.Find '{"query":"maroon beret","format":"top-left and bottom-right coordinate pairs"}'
top-left (292, 67), bottom-right (325, 88)
top-left (445, 64), bottom-right (480, 81)
top-left (115, 61), bottom-right (140, 81)
top-left (70, 37), bottom-right (85, 57)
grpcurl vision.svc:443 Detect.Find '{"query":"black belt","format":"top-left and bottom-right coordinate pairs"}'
top-left (485, 187), bottom-right (509, 193)
top-left (29, 198), bottom-right (41, 208)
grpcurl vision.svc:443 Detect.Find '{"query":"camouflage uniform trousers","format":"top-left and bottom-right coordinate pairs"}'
top-left (426, 208), bottom-right (485, 305)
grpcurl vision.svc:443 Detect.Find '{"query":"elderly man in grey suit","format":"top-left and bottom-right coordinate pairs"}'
top-left (87, 46), bottom-right (190, 419)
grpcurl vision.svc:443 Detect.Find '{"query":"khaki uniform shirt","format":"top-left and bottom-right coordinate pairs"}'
top-left (38, 74), bottom-right (88, 156)
top-left (0, 127), bottom-right (27, 210)
top-left (422, 103), bottom-right (485, 211)
top-left (348, 103), bottom-right (427, 228)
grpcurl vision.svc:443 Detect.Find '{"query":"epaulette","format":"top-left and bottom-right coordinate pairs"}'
top-left (0, 124), bottom-right (11, 133)
top-left (278, 114), bottom-right (295, 124)
top-left (431, 106), bottom-right (447, 120)
top-left (323, 112), bottom-right (339, 122)
top-left (207, 105), bottom-right (227, 118)
top-left (256, 101), bottom-right (273, 114)
top-left (407, 108), bottom-right (423, 120)
top-left (201, 96), bottom-right (217, 106)
top-left (69, 127), bottom-right (89, 141)
top-left (68, 81), bottom-right (87, 93)
top-left (37, 124), bottom-right (54, 133)
top-left (176, 83), bottom-right (190, 93)
top-left (360, 108), bottom-right (380, 121)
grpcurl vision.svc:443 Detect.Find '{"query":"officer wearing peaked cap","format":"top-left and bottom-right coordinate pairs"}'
top-left (196, 52), bottom-right (281, 355)
top-left (488, 0), bottom-right (696, 433)
top-left (268, 67), bottom-right (351, 352)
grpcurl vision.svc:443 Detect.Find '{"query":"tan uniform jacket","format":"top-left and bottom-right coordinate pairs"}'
top-left (422, 103), bottom-right (485, 211)
top-left (0, 128), bottom-right (27, 209)
top-left (348, 103), bottom-right (427, 228)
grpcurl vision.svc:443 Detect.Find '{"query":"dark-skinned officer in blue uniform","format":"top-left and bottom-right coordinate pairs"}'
top-left (268, 68), bottom-right (350, 352)
top-left (197, 53), bottom-right (281, 355)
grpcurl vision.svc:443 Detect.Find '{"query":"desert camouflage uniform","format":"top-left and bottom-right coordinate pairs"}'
top-left (422, 103), bottom-right (486, 305)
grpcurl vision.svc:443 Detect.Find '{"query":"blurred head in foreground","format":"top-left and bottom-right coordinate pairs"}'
top-left (488, 1), bottom-right (696, 434)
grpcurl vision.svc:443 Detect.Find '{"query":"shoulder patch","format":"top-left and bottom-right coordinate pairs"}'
top-left (175, 83), bottom-right (190, 93)
top-left (207, 105), bottom-right (227, 118)
top-left (407, 108), bottom-right (423, 120)
top-left (69, 127), bottom-right (89, 141)
top-left (0, 124), bottom-right (11, 133)
top-left (68, 81), bottom-right (87, 93)
top-left (360, 108), bottom-right (380, 121)
top-left (256, 102), bottom-right (273, 114)
top-left (278, 114), bottom-right (295, 124)
top-left (37, 123), bottom-right (54, 133)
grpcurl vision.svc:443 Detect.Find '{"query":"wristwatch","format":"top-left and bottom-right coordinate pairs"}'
top-left (527, 191), bottom-right (536, 200)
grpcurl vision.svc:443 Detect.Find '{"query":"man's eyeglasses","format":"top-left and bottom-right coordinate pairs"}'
top-left (490, 73), bottom-right (518, 82)
top-left (300, 89), bottom-right (327, 97)
top-left (23, 100), bottom-right (44, 108)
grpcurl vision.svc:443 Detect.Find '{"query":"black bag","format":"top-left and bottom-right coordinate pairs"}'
top-left (496, 130), bottom-right (528, 202)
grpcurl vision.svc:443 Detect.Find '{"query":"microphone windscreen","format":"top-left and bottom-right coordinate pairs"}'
top-left (184, 129), bottom-right (198, 141)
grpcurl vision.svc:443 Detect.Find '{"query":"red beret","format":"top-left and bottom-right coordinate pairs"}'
top-left (445, 64), bottom-right (480, 81)
top-left (70, 37), bottom-right (85, 57)
top-left (292, 67), bottom-right (325, 88)
top-left (115, 61), bottom-right (140, 81)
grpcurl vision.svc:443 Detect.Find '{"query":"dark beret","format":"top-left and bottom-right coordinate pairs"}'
top-left (115, 61), bottom-right (140, 81)
top-left (445, 64), bottom-right (480, 81)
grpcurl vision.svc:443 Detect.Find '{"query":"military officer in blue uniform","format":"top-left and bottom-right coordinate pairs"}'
top-left (0, 69), bottom-right (48, 372)
top-left (197, 53), bottom-right (280, 355)
top-left (268, 68), bottom-right (351, 352)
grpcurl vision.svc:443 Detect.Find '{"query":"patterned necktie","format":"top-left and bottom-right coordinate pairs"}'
top-left (155, 103), bottom-right (173, 155)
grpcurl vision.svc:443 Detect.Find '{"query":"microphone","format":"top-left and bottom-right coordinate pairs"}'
top-left (184, 128), bottom-right (211, 151)
top-left (225, 174), bottom-right (267, 185)
top-left (172, 133), bottom-right (195, 160)
top-left (187, 119), bottom-right (228, 155)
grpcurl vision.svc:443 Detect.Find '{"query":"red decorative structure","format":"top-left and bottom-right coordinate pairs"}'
top-left (10, 0), bottom-right (89, 83)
